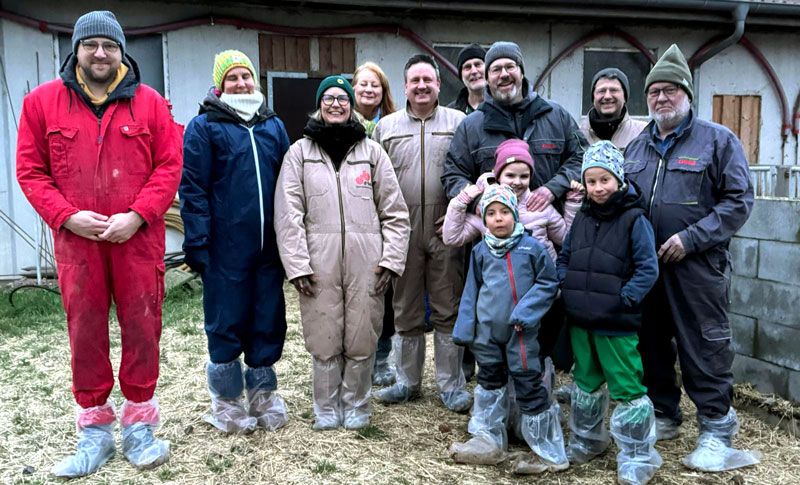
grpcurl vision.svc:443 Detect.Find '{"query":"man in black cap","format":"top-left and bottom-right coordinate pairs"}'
top-left (447, 43), bottom-right (486, 114)
top-left (580, 67), bottom-right (646, 150)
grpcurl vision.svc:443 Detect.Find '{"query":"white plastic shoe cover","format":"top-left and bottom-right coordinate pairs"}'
top-left (655, 416), bottom-right (680, 441)
top-left (342, 357), bottom-right (373, 430)
top-left (312, 356), bottom-right (343, 430)
top-left (206, 360), bottom-right (257, 434)
top-left (520, 401), bottom-right (569, 470)
top-left (434, 331), bottom-right (472, 412)
top-left (122, 422), bottom-right (170, 469)
top-left (373, 337), bottom-right (395, 386)
top-left (450, 385), bottom-right (509, 465)
top-left (681, 408), bottom-right (761, 472)
top-left (609, 395), bottom-right (662, 485)
top-left (51, 423), bottom-right (116, 477)
top-left (374, 334), bottom-right (425, 404)
top-left (567, 385), bottom-right (610, 464)
top-left (246, 389), bottom-right (289, 430)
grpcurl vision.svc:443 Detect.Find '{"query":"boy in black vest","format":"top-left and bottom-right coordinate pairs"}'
top-left (556, 140), bottom-right (661, 485)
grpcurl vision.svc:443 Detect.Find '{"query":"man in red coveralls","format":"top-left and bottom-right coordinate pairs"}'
top-left (16, 11), bottom-right (182, 477)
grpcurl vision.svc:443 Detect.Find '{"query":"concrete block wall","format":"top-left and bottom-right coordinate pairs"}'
top-left (729, 197), bottom-right (800, 403)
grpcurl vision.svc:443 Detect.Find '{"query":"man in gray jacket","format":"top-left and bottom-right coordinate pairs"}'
top-left (624, 44), bottom-right (759, 473)
top-left (442, 41), bottom-right (586, 215)
top-left (580, 67), bottom-right (646, 150)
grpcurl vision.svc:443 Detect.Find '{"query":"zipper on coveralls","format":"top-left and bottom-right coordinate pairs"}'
top-left (334, 145), bottom-right (357, 260)
top-left (244, 125), bottom-right (266, 250)
top-left (97, 118), bottom-right (102, 144)
top-left (420, 119), bottom-right (426, 231)
top-left (648, 158), bottom-right (664, 220)
top-left (506, 253), bottom-right (527, 371)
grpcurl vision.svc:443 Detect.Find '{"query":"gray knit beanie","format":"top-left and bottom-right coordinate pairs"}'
top-left (72, 11), bottom-right (126, 54)
top-left (645, 44), bottom-right (693, 101)
top-left (485, 41), bottom-right (524, 77)
top-left (591, 67), bottom-right (630, 101)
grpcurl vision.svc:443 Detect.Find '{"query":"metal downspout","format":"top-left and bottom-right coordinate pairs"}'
top-left (688, 4), bottom-right (748, 111)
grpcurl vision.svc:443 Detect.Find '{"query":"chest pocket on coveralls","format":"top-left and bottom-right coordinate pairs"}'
top-left (381, 134), bottom-right (414, 170)
top-left (46, 126), bottom-right (79, 179)
top-left (345, 160), bottom-right (379, 227)
top-left (430, 132), bottom-right (455, 166)
top-left (119, 124), bottom-right (153, 175)
top-left (302, 160), bottom-right (330, 197)
top-left (662, 156), bottom-right (710, 204)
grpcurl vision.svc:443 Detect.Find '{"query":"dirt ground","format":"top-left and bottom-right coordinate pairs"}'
top-left (0, 282), bottom-right (798, 485)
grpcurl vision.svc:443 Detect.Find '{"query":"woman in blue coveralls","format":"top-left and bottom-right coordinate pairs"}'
top-left (180, 50), bottom-right (290, 434)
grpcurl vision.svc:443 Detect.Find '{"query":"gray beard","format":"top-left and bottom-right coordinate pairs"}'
top-left (493, 85), bottom-right (520, 105)
top-left (650, 96), bottom-right (690, 132)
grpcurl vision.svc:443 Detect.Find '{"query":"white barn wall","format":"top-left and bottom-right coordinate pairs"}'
top-left (0, 19), bottom-right (59, 278)
top-left (2, 1), bottom-right (800, 277)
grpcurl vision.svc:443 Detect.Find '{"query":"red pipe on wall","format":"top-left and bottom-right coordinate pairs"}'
top-left (533, 28), bottom-right (656, 93)
top-left (737, 36), bottom-right (791, 140)
top-left (0, 9), bottom-right (458, 78)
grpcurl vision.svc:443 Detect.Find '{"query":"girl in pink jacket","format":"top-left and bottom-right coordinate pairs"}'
top-left (443, 139), bottom-right (581, 261)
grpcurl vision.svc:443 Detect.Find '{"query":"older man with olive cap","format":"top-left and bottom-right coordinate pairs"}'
top-left (580, 67), bottom-right (646, 150)
top-left (623, 44), bottom-right (759, 473)
top-left (447, 43), bottom-right (486, 114)
top-left (16, 10), bottom-right (181, 477)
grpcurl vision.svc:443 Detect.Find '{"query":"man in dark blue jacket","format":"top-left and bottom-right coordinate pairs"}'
top-left (624, 44), bottom-right (758, 472)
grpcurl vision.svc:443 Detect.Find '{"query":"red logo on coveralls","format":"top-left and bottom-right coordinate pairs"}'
top-left (677, 159), bottom-right (697, 166)
top-left (541, 143), bottom-right (556, 149)
top-left (355, 170), bottom-right (371, 186)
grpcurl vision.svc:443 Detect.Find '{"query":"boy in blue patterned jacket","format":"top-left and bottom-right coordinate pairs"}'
top-left (450, 184), bottom-right (567, 474)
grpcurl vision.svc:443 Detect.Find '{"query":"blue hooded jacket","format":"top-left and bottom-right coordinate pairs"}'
top-left (453, 232), bottom-right (559, 346)
top-left (180, 88), bottom-right (290, 272)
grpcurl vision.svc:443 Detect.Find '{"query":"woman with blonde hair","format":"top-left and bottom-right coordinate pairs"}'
top-left (353, 61), bottom-right (400, 386)
top-left (353, 61), bottom-right (396, 136)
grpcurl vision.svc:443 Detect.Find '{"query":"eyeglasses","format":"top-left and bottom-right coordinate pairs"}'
top-left (80, 40), bottom-right (120, 54)
top-left (321, 94), bottom-right (350, 106)
top-left (647, 86), bottom-right (680, 99)
top-left (488, 62), bottom-right (519, 76)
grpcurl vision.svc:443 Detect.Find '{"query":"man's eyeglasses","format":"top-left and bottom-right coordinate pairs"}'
top-left (80, 40), bottom-right (121, 54)
top-left (488, 63), bottom-right (519, 76)
top-left (647, 86), bottom-right (680, 99)
top-left (321, 94), bottom-right (350, 106)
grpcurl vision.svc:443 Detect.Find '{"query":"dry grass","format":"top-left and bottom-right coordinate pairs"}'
top-left (1, 282), bottom-right (799, 484)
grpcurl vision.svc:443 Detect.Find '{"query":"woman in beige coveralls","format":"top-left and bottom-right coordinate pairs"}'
top-left (274, 76), bottom-right (410, 430)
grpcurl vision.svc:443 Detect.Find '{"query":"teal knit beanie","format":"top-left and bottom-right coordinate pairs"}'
top-left (315, 76), bottom-right (355, 109)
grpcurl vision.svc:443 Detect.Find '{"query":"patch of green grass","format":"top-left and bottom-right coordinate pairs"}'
top-left (157, 467), bottom-right (176, 481)
top-left (300, 410), bottom-right (312, 419)
top-left (355, 424), bottom-right (388, 440)
top-left (30, 344), bottom-right (51, 358)
top-left (176, 323), bottom-right (202, 336)
top-left (205, 453), bottom-right (233, 473)
top-left (311, 459), bottom-right (337, 475)
top-left (12, 412), bottom-right (31, 435)
top-left (0, 286), bottom-right (65, 337)
top-left (162, 290), bottom-right (203, 328)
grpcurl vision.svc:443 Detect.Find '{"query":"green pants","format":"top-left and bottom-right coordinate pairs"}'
top-left (570, 326), bottom-right (647, 402)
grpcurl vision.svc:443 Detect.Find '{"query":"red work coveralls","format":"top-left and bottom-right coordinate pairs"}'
top-left (16, 76), bottom-right (182, 411)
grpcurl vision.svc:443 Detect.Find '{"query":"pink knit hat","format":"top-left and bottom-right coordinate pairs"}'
top-left (494, 139), bottom-right (534, 178)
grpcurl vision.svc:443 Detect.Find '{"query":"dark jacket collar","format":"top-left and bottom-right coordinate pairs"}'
top-left (59, 53), bottom-right (140, 111)
top-left (199, 87), bottom-right (275, 126)
top-left (479, 78), bottom-right (552, 135)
